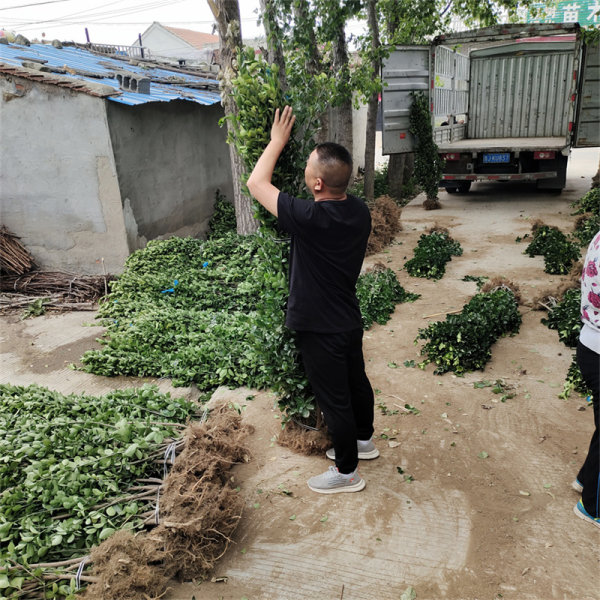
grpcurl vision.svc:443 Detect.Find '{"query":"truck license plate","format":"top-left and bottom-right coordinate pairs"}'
top-left (483, 153), bottom-right (510, 163)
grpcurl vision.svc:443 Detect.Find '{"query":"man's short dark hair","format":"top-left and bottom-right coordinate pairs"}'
top-left (315, 142), bottom-right (353, 193)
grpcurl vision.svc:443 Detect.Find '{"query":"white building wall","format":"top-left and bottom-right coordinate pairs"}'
top-left (139, 24), bottom-right (213, 64)
top-left (0, 76), bottom-right (130, 274)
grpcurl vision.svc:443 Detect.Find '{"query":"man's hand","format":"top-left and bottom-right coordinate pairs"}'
top-left (247, 106), bottom-right (296, 217)
top-left (271, 106), bottom-right (296, 148)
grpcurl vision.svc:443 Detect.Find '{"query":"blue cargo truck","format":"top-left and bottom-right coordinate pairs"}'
top-left (381, 23), bottom-right (599, 193)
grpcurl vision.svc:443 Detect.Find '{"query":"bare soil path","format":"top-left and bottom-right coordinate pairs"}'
top-left (1, 149), bottom-right (598, 600)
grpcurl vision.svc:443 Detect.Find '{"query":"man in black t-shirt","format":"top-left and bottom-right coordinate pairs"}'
top-left (247, 106), bottom-right (378, 494)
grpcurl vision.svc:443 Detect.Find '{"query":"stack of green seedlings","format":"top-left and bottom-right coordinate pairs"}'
top-left (80, 233), bottom-right (414, 423)
top-left (541, 287), bottom-right (592, 399)
top-left (571, 187), bottom-right (600, 247)
top-left (524, 223), bottom-right (580, 274)
top-left (404, 229), bottom-right (463, 280)
top-left (207, 190), bottom-right (236, 239)
top-left (357, 266), bottom-right (420, 329)
top-left (415, 287), bottom-right (522, 375)
top-left (0, 384), bottom-right (199, 599)
top-left (531, 187), bottom-right (598, 397)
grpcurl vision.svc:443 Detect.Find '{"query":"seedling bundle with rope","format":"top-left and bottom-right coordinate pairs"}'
top-left (416, 278), bottom-right (522, 375)
top-left (404, 226), bottom-right (463, 280)
top-left (0, 384), bottom-right (250, 600)
top-left (525, 190), bottom-right (599, 398)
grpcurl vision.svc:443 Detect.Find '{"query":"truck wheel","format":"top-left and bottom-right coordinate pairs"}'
top-left (457, 181), bottom-right (471, 193)
top-left (446, 186), bottom-right (458, 194)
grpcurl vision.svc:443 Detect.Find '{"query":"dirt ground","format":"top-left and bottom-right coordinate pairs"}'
top-left (1, 148), bottom-right (599, 600)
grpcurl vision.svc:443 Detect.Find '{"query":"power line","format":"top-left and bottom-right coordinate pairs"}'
top-left (3, 0), bottom-right (187, 27)
top-left (0, 0), bottom-right (72, 10)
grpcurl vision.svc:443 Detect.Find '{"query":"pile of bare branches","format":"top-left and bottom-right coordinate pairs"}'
top-left (0, 226), bottom-right (36, 275)
top-left (0, 226), bottom-right (113, 312)
top-left (0, 272), bottom-right (112, 312)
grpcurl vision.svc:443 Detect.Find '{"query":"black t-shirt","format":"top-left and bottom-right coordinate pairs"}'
top-left (277, 191), bottom-right (371, 333)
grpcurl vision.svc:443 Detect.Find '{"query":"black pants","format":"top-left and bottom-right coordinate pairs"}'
top-left (576, 341), bottom-right (599, 518)
top-left (296, 328), bottom-right (374, 474)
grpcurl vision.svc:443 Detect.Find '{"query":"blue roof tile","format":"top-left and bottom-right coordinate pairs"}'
top-left (0, 42), bottom-right (222, 106)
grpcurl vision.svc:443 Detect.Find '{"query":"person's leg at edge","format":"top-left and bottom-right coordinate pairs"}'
top-left (296, 330), bottom-right (358, 474)
top-left (576, 341), bottom-right (599, 518)
top-left (347, 328), bottom-right (375, 442)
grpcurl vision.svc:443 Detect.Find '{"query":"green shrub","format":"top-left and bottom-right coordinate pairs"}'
top-left (409, 91), bottom-right (444, 201)
top-left (541, 287), bottom-right (582, 348)
top-left (404, 230), bottom-right (463, 280)
top-left (573, 212), bottom-right (600, 247)
top-left (208, 190), bottom-right (236, 238)
top-left (81, 235), bottom-right (415, 422)
top-left (571, 187), bottom-right (600, 216)
top-left (357, 268), bottom-right (419, 329)
top-left (0, 384), bottom-right (197, 565)
top-left (525, 225), bottom-right (580, 274)
top-left (416, 289), bottom-right (521, 375)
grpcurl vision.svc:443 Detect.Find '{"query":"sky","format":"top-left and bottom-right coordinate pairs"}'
top-left (0, 0), bottom-right (266, 46)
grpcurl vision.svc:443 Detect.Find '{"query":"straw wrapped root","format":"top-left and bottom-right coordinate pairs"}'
top-left (481, 277), bottom-right (522, 305)
top-left (530, 264), bottom-right (582, 310)
top-left (423, 197), bottom-right (442, 210)
top-left (277, 418), bottom-right (331, 456)
top-left (83, 405), bottom-right (251, 600)
top-left (366, 195), bottom-right (403, 256)
top-left (84, 531), bottom-right (169, 600)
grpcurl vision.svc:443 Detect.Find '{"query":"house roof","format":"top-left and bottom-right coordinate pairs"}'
top-left (0, 41), bottom-right (222, 107)
top-left (162, 25), bottom-right (219, 49)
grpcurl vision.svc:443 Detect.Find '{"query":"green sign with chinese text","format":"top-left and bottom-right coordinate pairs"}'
top-left (526, 0), bottom-right (600, 26)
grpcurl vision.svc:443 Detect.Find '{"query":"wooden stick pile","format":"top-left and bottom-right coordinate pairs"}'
top-left (0, 272), bottom-right (112, 312)
top-left (0, 227), bottom-right (113, 312)
top-left (0, 226), bottom-right (36, 275)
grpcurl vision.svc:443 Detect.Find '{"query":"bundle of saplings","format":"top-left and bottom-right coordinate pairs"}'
top-left (541, 287), bottom-right (582, 348)
top-left (404, 228), bottom-right (463, 280)
top-left (0, 384), bottom-right (203, 599)
top-left (415, 288), bottom-right (521, 375)
top-left (571, 187), bottom-right (600, 247)
top-left (357, 264), bottom-right (419, 329)
top-left (541, 287), bottom-right (592, 398)
top-left (80, 233), bottom-right (414, 422)
top-left (525, 222), bottom-right (580, 275)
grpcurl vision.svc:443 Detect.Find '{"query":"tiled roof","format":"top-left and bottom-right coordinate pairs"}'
top-left (0, 41), bottom-right (221, 106)
top-left (163, 26), bottom-right (219, 50)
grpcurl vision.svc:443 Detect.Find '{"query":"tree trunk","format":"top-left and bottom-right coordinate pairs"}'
top-left (363, 0), bottom-right (380, 202)
top-left (331, 23), bottom-right (352, 154)
top-left (293, 0), bottom-right (329, 144)
top-left (208, 0), bottom-right (259, 235)
top-left (403, 152), bottom-right (415, 186)
top-left (387, 153), bottom-right (406, 201)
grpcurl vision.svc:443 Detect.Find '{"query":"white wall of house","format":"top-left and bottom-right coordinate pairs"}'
top-left (106, 100), bottom-right (233, 250)
top-left (139, 24), bottom-right (213, 64)
top-left (0, 76), bottom-right (130, 274)
top-left (0, 76), bottom-right (233, 275)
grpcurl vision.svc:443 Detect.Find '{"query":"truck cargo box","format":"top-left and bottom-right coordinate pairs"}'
top-left (382, 23), bottom-right (599, 192)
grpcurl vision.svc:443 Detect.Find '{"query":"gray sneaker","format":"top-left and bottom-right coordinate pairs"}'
top-left (572, 478), bottom-right (583, 493)
top-left (326, 439), bottom-right (380, 461)
top-left (307, 466), bottom-right (365, 494)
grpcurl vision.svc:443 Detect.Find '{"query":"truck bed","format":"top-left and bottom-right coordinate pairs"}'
top-left (437, 136), bottom-right (568, 153)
